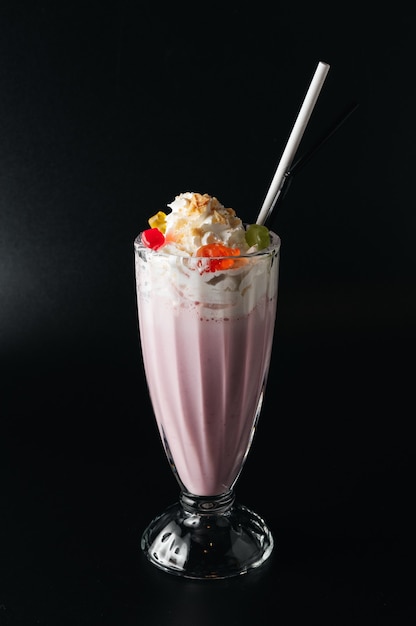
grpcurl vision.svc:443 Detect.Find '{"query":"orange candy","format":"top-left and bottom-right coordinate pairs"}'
top-left (196, 243), bottom-right (240, 272)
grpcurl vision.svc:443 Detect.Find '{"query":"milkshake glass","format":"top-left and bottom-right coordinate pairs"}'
top-left (134, 228), bottom-right (280, 579)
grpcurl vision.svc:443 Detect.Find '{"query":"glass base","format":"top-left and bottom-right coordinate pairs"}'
top-left (140, 491), bottom-right (274, 579)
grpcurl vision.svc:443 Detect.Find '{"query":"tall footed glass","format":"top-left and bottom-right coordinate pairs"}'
top-left (134, 229), bottom-right (280, 579)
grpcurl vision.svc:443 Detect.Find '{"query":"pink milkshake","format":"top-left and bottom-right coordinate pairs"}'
top-left (136, 248), bottom-right (278, 496)
top-left (135, 192), bottom-right (280, 578)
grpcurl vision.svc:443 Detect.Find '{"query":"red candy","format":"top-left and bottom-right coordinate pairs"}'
top-left (196, 243), bottom-right (240, 272)
top-left (142, 228), bottom-right (165, 250)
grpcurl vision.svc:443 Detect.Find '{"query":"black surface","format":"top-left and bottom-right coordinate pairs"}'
top-left (1, 2), bottom-right (415, 624)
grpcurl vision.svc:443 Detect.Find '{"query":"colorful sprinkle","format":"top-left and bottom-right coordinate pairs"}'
top-left (196, 243), bottom-right (240, 272)
top-left (245, 224), bottom-right (270, 250)
top-left (142, 228), bottom-right (165, 250)
top-left (148, 211), bottom-right (167, 234)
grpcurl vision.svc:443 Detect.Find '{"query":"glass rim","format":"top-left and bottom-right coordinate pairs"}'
top-left (134, 229), bottom-right (281, 259)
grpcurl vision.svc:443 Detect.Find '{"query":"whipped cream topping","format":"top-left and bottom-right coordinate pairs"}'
top-left (135, 231), bottom-right (280, 319)
top-left (135, 192), bottom-right (280, 318)
top-left (163, 192), bottom-right (249, 256)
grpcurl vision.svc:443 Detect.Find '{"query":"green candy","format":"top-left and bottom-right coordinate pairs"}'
top-left (245, 224), bottom-right (270, 250)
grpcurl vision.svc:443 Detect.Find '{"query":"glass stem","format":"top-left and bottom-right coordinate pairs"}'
top-left (180, 490), bottom-right (235, 515)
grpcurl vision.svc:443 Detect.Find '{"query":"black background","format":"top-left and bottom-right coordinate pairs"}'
top-left (1, 1), bottom-right (415, 624)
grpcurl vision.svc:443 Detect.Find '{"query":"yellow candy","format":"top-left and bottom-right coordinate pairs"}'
top-left (148, 211), bottom-right (167, 234)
